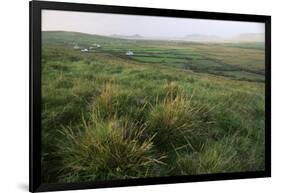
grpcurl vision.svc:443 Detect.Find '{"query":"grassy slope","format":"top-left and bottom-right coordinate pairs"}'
top-left (42, 31), bottom-right (265, 183)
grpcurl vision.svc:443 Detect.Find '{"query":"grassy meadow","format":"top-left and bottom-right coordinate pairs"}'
top-left (41, 31), bottom-right (265, 183)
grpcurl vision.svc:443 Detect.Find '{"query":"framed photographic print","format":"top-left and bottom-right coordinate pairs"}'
top-left (30, 0), bottom-right (271, 192)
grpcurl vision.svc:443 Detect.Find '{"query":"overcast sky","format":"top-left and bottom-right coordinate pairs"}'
top-left (42, 10), bottom-right (264, 38)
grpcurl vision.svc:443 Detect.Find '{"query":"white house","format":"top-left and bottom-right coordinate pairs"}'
top-left (81, 48), bottom-right (89, 52)
top-left (73, 45), bottom-right (80, 49)
top-left (92, 43), bottom-right (101, 48)
top-left (126, 50), bottom-right (134, 56)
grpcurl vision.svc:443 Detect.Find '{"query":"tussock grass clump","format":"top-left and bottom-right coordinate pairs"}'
top-left (164, 81), bottom-right (184, 99)
top-left (57, 118), bottom-right (165, 182)
top-left (95, 83), bottom-right (116, 112)
top-left (147, 85), bottom-right (211, 150)
top-left (174, 126), bottom-right (265, 175)
top-left (93, 83), bottom-right (125, 119)
top-left (174, 137), bottom-right (240, 175)
top-left (197, 138), bottom-right (240, 173)
top-left (93, 83), bottom-right (150, 122)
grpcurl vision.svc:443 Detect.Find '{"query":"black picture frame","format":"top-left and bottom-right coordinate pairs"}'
top-left (30, 1), bottom-right (271, 192)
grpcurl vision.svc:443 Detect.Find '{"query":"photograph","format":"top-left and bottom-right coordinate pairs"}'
top-left (41, 10), bottom-right (266, 184)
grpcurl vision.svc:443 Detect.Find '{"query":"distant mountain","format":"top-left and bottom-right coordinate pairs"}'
top-left (183, 34), bottom-right (222, 42)
top-left (108, 32), bottom-right (264, 43)
top-left (181, 33), bottom-right (264, 43)
top-left (226, 33), bottom-right (264, 43)
top-left (110, 34), bottom-right (144, 39)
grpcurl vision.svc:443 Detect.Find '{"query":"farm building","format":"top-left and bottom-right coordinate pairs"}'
top-left (73, 45), bottom-right (80, 49)
top-left (126, 50), bottom-right (134, 56)
top-left (81, 48), bottom-right (89, 52)
top-left (92, 43), bottom-right (101, 48)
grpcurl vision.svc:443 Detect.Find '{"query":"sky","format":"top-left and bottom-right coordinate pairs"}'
top-left (42, 10), bottom-right (265, 38)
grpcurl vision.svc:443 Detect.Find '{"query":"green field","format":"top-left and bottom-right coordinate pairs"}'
top-left (41, 31), bottom-right (265, 183)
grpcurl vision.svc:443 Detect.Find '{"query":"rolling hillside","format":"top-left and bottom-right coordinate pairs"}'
top-left (41, 31), bottom-right (265, 183)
